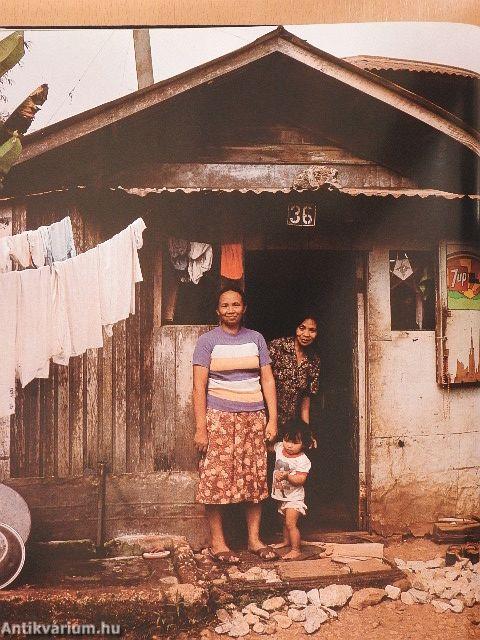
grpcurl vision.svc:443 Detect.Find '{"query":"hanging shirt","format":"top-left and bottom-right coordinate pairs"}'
top-left (98, 218), bottom-right (146, 336)
top-left (41, 217), bottom-right (76, 266)
top-left (27, 228), bottom-right (46, 268)
top-left (0, 236), bottom-right (12, 273)
top-left (16, 266), bottom-right (53, 387)
top-left (271, 442), bottom-right (311, 503)
top-left (192, 326), bottom-right (271, 412)
top-left (52, 247), bottom-right (103, 361)
top-left (0, 271), bottom-right (19, 417)
top-left (188, 242), bottom-right (212, 285)
top-left (6, 232), bottom-right (31, 268)
top-left (221, 243), bottom-right (243, 280)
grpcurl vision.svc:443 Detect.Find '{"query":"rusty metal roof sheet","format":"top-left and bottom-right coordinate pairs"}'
top-left (344, 55), bottom-right (480, 79)
top-left (1, 184), bottom-right (479, 202)
top-left (115, 185), bottom-right (480, 200)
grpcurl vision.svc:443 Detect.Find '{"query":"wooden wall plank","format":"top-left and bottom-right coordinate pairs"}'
top-left (69, 205), bottom-right (85, 476)
top-left (0, 203), bottom-right (13, 480)
top-left (41, 376), bottom-right (56, 477)
top-left (139, 234), bottom-right (155, 472)
top-left (173, 326), bottom-right (201, 471)
top-left (113, 321), bottom-right (127, 474)
top-left (24, 381), bottom-right (41, 477)
top-left (126, 295), bottom-right (141, 473)
top-left (154, 327), bottom-right (176, 470)
top-left (55, 363), bottom-right (70, 477)
top-left (100, 335), bottom-right (113, 468)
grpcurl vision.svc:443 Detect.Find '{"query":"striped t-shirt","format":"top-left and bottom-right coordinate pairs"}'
top-left (192, 326), bottom-right (271, 412)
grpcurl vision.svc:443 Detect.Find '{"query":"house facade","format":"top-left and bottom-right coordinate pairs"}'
top-left (0, 28), bottom-right (478, 547)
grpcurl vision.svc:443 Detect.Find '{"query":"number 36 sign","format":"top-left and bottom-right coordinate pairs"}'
top-left (287, 203), bottom-right (316, 227)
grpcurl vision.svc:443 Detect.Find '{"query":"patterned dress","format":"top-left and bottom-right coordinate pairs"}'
top-left (193, 326), bottom-right (271, 504)
top-left (268, 336), bottom-right (321, 428)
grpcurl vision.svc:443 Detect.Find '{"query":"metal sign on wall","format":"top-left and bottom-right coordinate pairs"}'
top-left (287, 203), bottom-right (316, 227)
top-left (437, 243), bottom-right (480, 385)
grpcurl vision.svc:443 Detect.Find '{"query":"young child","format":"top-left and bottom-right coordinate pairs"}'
top-left (271, 418), bottom-right (315, 560)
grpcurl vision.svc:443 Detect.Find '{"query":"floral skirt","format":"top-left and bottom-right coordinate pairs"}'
top-left (196, 408), bottom-right (268, 504)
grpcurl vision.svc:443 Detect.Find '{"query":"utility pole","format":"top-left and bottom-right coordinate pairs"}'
top-left (133, 29), bottom-right (154, 90)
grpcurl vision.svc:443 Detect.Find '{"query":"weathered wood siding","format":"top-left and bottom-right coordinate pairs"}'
top-left (9, 194), bottom-right (156, 479)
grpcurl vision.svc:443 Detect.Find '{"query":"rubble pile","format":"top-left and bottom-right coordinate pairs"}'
top-left (393, 555), bottom-right (480, 614)
top-left (210, 555), bottom-right (480, 636)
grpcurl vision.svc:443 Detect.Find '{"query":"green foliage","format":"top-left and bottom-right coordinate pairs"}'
top-left (0, 31), bottom-right (24, 78)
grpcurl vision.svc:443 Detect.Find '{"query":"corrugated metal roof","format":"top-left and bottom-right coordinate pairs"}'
top-left (115, 185), bottom-right (480, 200)
top-left (344, 55), bottom-right (480, 79)
top-left (1, 184), bottom-right (478, 201)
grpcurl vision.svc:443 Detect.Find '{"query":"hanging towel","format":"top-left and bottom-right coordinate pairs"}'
top-left (52, 247), bottom-right (103, 361)
top-left (98, 218), bottom-right (146, 337)
top-left (6, 232), bottom-right (31, 268)
top-left (16, 266), bottom-right (54, 387)
top-left (0, 272), bottom-right (19, 417)
top-left (221, 243), bottom-right (243, 280)
top-left (188, 242), bottom-right (212, 285)
top-left (0, 236), bottom-right (12, 273)
top-left (27, 228), bottom-right (46, 268)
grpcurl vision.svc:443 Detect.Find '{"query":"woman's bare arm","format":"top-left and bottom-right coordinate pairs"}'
top-left (193, 365), bottom-right (209, 453)
top-left (300, 396), bottom-right (310, 423)
top-left (260, 364), bottom-right (278, 441)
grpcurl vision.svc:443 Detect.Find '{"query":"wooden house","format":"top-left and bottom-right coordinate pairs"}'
top-left (1, 28), bottom-right (478, 546)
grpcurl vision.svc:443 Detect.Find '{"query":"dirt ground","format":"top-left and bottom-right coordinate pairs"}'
top-left (181, 538), bottom-right (480, 640)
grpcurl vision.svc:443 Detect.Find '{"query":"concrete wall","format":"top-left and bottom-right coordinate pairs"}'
top-left (367, 248), bottom-right (480, 536)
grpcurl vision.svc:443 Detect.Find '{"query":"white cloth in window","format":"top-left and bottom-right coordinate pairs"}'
top-left (188, 242), bottom-right (212, 285)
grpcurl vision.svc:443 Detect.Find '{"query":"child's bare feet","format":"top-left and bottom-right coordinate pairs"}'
top-left (271, 541), bottom-right (289, 549)
top-left (283, 549), bottom-right (302, 560)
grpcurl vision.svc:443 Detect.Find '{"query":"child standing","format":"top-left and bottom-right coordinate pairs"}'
top-left (271, 419), bottom-right (315, 560)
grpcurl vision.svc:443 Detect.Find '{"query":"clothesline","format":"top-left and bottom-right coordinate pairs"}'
top-left (0, 217), bottom-right (146, 419)
top-left (0, 216), bottom-right (76, 273)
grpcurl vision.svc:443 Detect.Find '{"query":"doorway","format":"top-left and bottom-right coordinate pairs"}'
top-left (245, 250), bottom-right (360, 533)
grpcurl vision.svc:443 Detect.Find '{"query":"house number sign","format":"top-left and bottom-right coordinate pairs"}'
top-left (287, 203), bottom-right (316, 227)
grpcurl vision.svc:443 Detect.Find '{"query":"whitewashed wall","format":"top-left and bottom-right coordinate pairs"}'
top-left (367, 248), bottom-right (480, 535)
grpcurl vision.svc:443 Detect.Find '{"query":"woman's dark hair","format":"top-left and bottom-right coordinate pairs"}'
top-left (281, 417), bottom-right (316, 451)
top-left (294, 309), bottom-right (319, 331)
top-left (217, 285), bottom-right (247, 307)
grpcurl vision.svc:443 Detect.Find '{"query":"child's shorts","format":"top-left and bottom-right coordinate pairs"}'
top-left (277, 500), bottom-right (307, 516)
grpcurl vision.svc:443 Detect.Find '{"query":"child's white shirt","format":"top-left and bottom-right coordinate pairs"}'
top-left (271, 442), bottom-right (311, 503)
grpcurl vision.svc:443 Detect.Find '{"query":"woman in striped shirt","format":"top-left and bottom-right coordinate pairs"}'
top-left (192, 287), bottom-right (279, 564)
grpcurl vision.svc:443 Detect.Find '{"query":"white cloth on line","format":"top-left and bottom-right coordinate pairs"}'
top-left (188, 242), bottom-right (212, 285)
top-left (0, 236), bottom-right (12, 273)
top-left (16, 266), bottom-right (54, 388)
top-left (52, 246), bottom-right (103, 362)
top-left (98, 218), bottom-right (146, 336)
top-left (27, 228), bottom-right (46, 268)
top-left (49, 216), bottom-right (76, 262)
top-left (6, 232), bottom-right (31, 268)
top-left (0, 271), bottom-right (19, 417)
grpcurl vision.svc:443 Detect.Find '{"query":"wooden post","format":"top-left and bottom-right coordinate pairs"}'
top-left (133, 29), bottom-right (154, 90)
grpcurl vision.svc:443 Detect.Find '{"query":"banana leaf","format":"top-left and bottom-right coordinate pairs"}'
top-left (1, 84), bottom-right (48, 140)
top-left (0, 134), bottom-right (22, 180)
top-left (0, 31), bottom-right (24, 79)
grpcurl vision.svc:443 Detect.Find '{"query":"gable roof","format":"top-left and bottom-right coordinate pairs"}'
top-left (17, 26), bottom-right (480, 166)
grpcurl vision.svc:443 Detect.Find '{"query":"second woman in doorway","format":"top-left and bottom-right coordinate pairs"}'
top-left (268, 312), bottom-right (321, 430)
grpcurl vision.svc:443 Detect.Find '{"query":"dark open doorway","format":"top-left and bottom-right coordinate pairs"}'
top-left (245, 250), bottom-right (359, 533)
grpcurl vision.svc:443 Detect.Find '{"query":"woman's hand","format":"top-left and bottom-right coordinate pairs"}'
top-left (194, 429), bottom-right (208, 454)
top-left (265, 420), bottom-right (277, 443)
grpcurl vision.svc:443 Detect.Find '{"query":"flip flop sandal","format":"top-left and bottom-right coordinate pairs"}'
top-left (248, 546), bottom-right (280, 561)
top-left (445, 544), bottom-right (463, 566)
top-left (464, 543), bottom-right (479, 565)
top-left (209, 549), bottom-right (240, 565)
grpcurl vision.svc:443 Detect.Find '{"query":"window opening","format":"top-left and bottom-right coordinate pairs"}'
top-left (389, 250), bottom-right (435, 331)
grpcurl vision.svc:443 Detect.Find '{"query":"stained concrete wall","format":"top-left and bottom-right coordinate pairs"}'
top-left (367, 248), bottom-right (480, 536)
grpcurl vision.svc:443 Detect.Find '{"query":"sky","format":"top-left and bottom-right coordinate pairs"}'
top-left (0, 23), bottom-right (479, 132)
